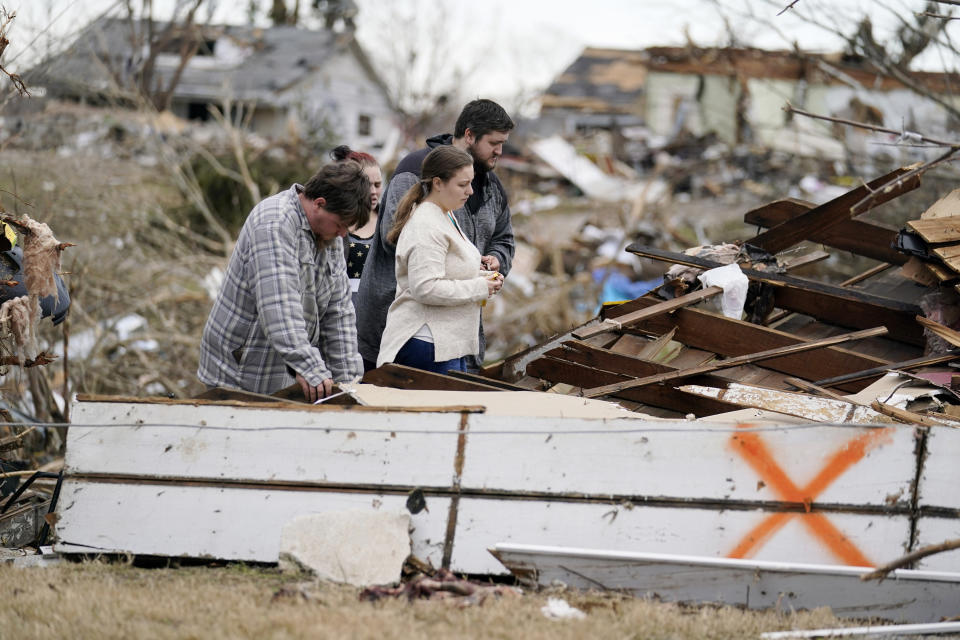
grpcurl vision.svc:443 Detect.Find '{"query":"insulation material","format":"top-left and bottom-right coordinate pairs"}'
top-left (698, 263), bottom-right (749, 319)
top-left (666, 243), bottom-right (741, 284)
top-left (0, 295), bottom-right (40, 363)
top-left (21, 217), bottom-right (61, 303)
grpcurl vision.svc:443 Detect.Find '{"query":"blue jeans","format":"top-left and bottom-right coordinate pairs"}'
top-left (394, 338), bottom-right (466, 375)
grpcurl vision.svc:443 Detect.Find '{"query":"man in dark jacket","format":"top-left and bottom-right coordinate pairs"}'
top-left (355, 99), bottom-right (515, 371)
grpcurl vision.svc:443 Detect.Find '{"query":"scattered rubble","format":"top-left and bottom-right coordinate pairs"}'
top-left (359, 567), bottom-right (522, 605)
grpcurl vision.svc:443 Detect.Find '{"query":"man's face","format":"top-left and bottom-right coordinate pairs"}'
top-left (307, 198), bottom-right (350, 242)
top-left (466, 130), bottom-right (509, 171)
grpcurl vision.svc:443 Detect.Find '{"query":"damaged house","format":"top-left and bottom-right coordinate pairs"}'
top-left (26, 17), bottom-right (399, 152)
top-left (539, 46), bottom-right (960, 168)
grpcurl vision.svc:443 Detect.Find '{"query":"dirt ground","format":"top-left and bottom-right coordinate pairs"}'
top-left (0, 559), bottom-right (853, 640)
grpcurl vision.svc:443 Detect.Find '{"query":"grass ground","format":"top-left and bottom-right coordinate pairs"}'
top-left (0, 559), bottom-right (853, 640)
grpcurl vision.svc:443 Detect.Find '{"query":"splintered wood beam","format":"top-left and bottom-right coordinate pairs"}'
top-left (744, 167), bottom-right (920, 255)
top-left (679, 383), bottom-right (884, 423)
top-left (783, 377), bottom-right (863, 405)
top-left (363, 363), bottom-right (505, 392)
top-left (582, 327), bottom-right (888, 398)
top-left (871, 399), bottom-right (954, 427)
top-left (571, 286), bottom-right (722, 340)
top-left (743, 198), bottom-right (906, 265)
top-left (811, 351), bottom-right (960, 388)
top-left (626, 245), bottom-right (924, 345)
top-left (605, 293), bottom-right (892, 392)
top-left (525, 352), bottom-right (741, 416)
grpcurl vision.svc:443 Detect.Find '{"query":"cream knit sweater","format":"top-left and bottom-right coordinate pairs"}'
top-left (377, 202), bottom-right (489, 366)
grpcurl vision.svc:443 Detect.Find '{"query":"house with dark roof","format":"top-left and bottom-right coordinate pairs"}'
top-left (540, 46), bottom-right (960, 163)
top-left (27, 17), bottom-right (399, 154)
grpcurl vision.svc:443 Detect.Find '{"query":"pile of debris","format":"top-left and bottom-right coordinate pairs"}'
top-left (454, 165), bottom-right (960, 429)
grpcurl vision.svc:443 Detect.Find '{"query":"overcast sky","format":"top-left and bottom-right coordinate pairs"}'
top-left (4, 0), bottom-right (955, 111)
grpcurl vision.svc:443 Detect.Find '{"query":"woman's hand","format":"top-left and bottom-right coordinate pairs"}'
top-left (486, 272), bottom-right (504, 297)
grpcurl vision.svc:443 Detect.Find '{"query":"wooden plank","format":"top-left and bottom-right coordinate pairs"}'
top-left (871, 400), bottom-right (954, 427)
top-left (192, 387), bottom-right (290, 403)
top-left (67, 400), bottom-right (466, 486)
top-left (443, 370), bottom-right (535, 391)
top-left (611, 329), bottom-right (677, 360)
top-left (811, 351), bottom-right (960, 388)
top-left (925, 261), bottom-right (957, 283)
top-left (470, 499), bottom-right (909, 572)
top-left (54, 481), bottom-right (451, 567)
top-left (525, 354), bottom-right (738, 416)
top-left (907, 215), bottom-right (960, 244)
top-left (915, 517), bottom-right (960, 572)
top-left (779, 250), bottom-right (830, 271)
top-left (584, 327), bottom-right (888, 398)
top-left (839, 263), bottom-right (895, 287)
top-left (462, 413), bottom-right (916, 507)
top-left (571, 286), bottom-right (722, 340)
top-left (471, 503), bottom-right (911, 574)
top-left (606, 298), bottom-right (891, 392)
top-left (679, 383), bottom-right (884, 423)
top-left (363, 363), bottom-right (505, 391)
top-left (533, 344), bottom-right (742, 415)
top-left (745, 167), bottom-right (921, 255)
top-left (744, 199), bottom-right (906, 265)
top-left (917, 424), bottom-right (960, 516)
top-left (626, 245), bottom-right (924, 345)
top-left (491, 544), bottom-right (960, 623)
top-left (932, 244), bottom-right (960, 261)
top-left (932, 245), bottom-right (960, 274)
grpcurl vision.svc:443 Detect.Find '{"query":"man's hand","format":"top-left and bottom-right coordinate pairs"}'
top-left (480, 254), bottom-right (500, 273)
top-left (296, 373), bottom-right (334, 403)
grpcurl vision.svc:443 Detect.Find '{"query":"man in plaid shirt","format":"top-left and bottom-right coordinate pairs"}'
top-left (198, 163), bottom-right (370, 402)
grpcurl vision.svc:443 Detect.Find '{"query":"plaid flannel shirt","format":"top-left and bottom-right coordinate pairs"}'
top-left (198, 184), bottom-right (363, 394)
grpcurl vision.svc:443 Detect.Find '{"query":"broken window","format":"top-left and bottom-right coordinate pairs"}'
top-left (357, 114), bottom-right (372, 136)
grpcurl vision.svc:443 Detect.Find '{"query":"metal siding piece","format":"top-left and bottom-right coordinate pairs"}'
top-left (456, 500), bottom-right (910, 574)
top-left (492, 544), bottom-right (960, 624)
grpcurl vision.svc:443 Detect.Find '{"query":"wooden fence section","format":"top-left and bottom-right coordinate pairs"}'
top-left (54, 397), bottom-right (959, 574)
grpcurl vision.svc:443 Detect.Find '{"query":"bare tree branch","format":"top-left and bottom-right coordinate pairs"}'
top-left (784, 102), bottom-right (960, 147)
top-left (777, 1), bottom-right (801, 16)
top-left (0, 9), bottom-right (29, 96)
top-left (861, 538), bottom-right (960, 581)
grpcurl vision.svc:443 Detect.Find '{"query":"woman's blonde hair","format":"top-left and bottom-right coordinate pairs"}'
top-left (387, 146), bottom-right (472, 245)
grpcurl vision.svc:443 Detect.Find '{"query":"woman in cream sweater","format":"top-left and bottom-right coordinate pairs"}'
top-left (377, 146), bottom-right (503, 373)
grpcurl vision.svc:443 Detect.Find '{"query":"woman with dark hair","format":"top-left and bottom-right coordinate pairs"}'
top-left (329, 145), bottom-right (384, 307)
top-left (376, 146), bottom-right (503, 374)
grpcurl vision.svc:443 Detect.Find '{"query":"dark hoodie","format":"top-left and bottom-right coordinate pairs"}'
top-left (354, 134), bottom-right (514, 368)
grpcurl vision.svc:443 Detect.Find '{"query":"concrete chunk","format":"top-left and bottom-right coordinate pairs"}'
top-left (279, 510), bottom-right (411, 586)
